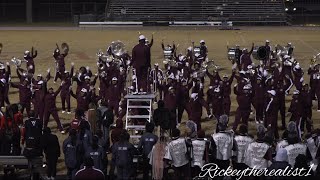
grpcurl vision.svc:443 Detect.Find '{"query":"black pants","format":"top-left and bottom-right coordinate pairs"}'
top-left (143, 157), bottom-right (151, 180)
top-left (46, 156), bottom-right (58, 178)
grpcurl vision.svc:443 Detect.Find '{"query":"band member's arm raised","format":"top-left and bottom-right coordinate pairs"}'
top-left (148, 34), bottom-right (154, 47)
top-left (69, 89), bottom-right (77, 99)
top-left (54, 82), bottom-right (63, 97)
top-left (32, 47), bottom-right (37, 58)
top-left (45, 68), bottom-right (51, 82)
top-left (249, 43), bottom-right (254, 55)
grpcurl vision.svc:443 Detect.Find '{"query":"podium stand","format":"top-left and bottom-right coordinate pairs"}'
top-left (124, 93), bottom-right (156, 140)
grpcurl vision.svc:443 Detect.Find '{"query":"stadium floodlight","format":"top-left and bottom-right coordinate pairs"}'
top-left (293, 8), bottom-right (297, 11)
top-left (285, 8), bottom-right (289, 11)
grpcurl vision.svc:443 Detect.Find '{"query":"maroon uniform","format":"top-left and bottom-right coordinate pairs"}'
top-left (207, 87), bottom-right (223, 119)
top-left (60, 68), bottom-right (73, 113)
top-left (53, 51), bottom-right (67, 82)
top-left (233, 84), bottom-right (252, 131)
top-left (186, 94), bottom-right (209, 130)
top-left (252, 78), bottom-right (266, 123)
top-left (221, 72), bottom-right (235, 115)
top-left (11, 81), bottom-right (32, 116)
top-left (265, 91), bottom-right (279, 139)
top-left (43, 85), bottom-right (63, 131)
top-left (107, 81), bottom-right (122, 117)
top-left (131, 40), bottom-right (151, 92)
top-left (70, 90), bottom-right (92, 112)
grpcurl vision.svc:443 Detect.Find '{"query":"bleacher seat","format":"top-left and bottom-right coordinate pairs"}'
top-left (108, 0), bottom-right (288, 25)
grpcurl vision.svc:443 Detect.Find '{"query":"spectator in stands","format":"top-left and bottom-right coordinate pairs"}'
top-left (41, 127), bottom-right (61, 180)
top-left (138, 122), bottom-right (158, 180)
top-left (75, 157), bottom-right (105, 180)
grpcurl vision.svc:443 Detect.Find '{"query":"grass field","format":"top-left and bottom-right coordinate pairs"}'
top-left (0, 26), bottom-right (320, 175)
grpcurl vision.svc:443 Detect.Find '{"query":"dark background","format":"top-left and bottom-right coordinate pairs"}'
top-left (1, 0), bottom-right (320, 24)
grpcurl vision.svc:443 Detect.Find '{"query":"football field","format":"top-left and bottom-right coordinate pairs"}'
top-left (0, 26), bottom-right (320, 175)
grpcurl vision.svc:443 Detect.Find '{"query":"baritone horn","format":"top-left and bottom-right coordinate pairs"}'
top-left (252, 46), bottom-right (267, 60)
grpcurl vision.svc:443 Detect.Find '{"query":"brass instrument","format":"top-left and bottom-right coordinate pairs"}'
top-left (227, 47), bottom-right (236, 61)
top-left (202, 60), bottom-right (219, 74)
top-left (110, 41), bottom-right (126, 57)
top-left (252, 46), bottom-right (267, 60)
top-left (11, 57), bottom-right (27, 68)
top-left (311, 53), bottom-right (320, 66)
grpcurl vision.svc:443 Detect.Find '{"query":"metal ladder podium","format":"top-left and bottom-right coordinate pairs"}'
top-left (124, 93), bottom-right (156, 140)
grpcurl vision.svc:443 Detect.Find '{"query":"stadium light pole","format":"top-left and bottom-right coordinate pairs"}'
top-left (26, 0), bottom-right (33, 23)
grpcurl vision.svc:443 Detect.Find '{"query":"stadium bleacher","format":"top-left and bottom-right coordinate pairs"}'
top-left (108, 0), bottom-right (288, 25)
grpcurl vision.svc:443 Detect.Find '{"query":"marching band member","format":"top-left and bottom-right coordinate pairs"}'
top-left (186, 93), bottom-right (210, 130)
top-left (107, 77), bottom-right (122, 117)
top-left (252, 76), bottom-right (265, 124)
top-left (199, 40), bottom-right (208, 60)
top-left (0, 62), bottom-right (10, 107)
top-left (210, 115), bottom-right (236, 175)
top-left (164, 128), bottom-right (191, 179)
top-left (43, 81), bottom-right (65, 133)
top-left (221, 71), bottom-right (235, 116)
top-left (233, 124), bottom-right (253, 170)
top-left (11, 78), bottom-right (32, 116)
top-left (53, 43), bottom-right (69, 82)
top-left (191, 130), bottom-right (208, 178)
top-left (233, 83), bottom-right (252, 131)
top-left (244, 124), bottom-right (272, 169)
top-left (284, 122), bottom-right (308, 167)
top-left (60, 63), bottom-right (74, 114)
top-left (239, 43), bottom-right (254, 71)
top-left (131, 35), bottom-right (151, 92)
top-left (24, 47), bottom-right (37, 75)
top-left (300, 84), bottom-right (313, 133)
top-left (207, 86), bottom-right (223, 120)
top-left (265, 90), bottom-right (279, 139)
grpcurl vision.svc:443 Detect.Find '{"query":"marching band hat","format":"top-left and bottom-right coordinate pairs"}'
top-left (266, 40), bottom-right (270, 43)
top-left (112, 77), bottom-right (118, 81)
top-left (267, 90), bottom-right (276, 96)
top-left (139, 35), bottom-right (146, 40)
top-left (81, 88), bottom-right (87, 93)
top-left (85, 76), bottom-right (90, 80)
top-left (200, 40), bottom-right (205, 43)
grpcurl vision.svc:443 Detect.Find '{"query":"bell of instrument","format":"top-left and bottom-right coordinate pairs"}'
top-left (11, 57), bottom-right (27, 67)
top-left (252, 46), bottom-right (267, 60)
top-left (110, 41), bottom-right (126, 57)
top-left (61, 42), bottom-right (69, 54)
top-left (227, 48), bottom-right (236, 61)
top-left (203, 60), bottom-right (219, 74)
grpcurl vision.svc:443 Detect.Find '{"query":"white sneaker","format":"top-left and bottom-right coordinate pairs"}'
top-left (67, 111), bottom-right (71, 114)
top-left (60, 130), bottom-right (66, 134)
top-left (53, 81), bottom-right (56, 84)
top-left (62, 111), bottom-right (65, 114)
